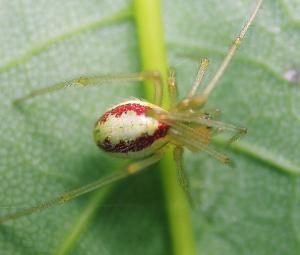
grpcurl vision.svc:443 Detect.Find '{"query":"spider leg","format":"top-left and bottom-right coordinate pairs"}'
top-left (148, 108), bottom-right (211, 142)
top-left (181, 0), bottom-right (262, 109)
top-left (14, 71), bottom-right (164, 106)
top-left (173, 146), bottom-right (193, 204)
top-left (188, 58), bottom-right (210, 98)
top-left (165, 111), bottom-right (247, 144)
top-left (175, 59), bottom-right (209, 110)
top-left (167, 67), bottom-right (178, 107)
top-left (166, 120), bottom-right (231, 164)
top-left (148, 106), bottom-right (233, 166)
top-left (0, 152), bottom-right (163, 224)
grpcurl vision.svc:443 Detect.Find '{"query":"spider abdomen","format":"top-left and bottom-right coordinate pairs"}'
top-left (94, 100), bottom-right (169, 158)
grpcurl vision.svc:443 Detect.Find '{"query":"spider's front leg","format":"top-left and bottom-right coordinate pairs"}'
top-left (178, 0), bottom-right (262, 110)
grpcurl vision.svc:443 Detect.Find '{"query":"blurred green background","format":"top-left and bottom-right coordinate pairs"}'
top-left (0, 0), bottom-right (300, 254)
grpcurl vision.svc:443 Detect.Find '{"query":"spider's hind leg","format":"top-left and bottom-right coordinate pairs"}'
top-left (14, 71), bottom-right (164, 106)
top-left (0, 152), bottom-right (163, 224)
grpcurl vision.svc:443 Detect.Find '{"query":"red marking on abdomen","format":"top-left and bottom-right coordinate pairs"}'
top-left (98, 122), bottom-right (169, 153)
top-left (100, 103), bottom-right (147, 123)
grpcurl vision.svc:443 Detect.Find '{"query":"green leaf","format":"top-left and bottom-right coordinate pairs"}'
top-left (1, 1), bottom-right (300, 255)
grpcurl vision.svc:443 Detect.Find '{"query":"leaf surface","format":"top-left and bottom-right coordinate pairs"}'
top-left (0, 0), bottom-right (299, 254)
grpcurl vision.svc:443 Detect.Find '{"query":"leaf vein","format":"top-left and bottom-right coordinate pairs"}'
top-left (0, 7), bottom-right (133, 74)
top-left (214, 137), bottom-right (300, 175)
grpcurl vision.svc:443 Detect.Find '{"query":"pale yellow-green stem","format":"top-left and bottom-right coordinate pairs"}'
top-left (134, 1), bottom-right (196, 255)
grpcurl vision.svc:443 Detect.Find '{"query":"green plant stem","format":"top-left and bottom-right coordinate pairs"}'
top-left (133, 1), bottom-right (196, 255)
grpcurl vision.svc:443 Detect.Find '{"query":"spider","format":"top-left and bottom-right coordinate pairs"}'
top-left (0, 0), bottom-right (262, 223)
